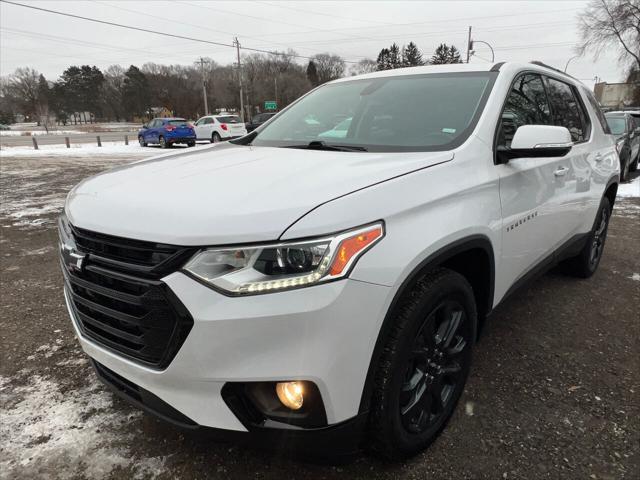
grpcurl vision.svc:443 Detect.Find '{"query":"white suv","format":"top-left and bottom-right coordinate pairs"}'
top-left (193, 114), bottom-right (247, 142)
top-left (59, 62), bottom-right (618, 459)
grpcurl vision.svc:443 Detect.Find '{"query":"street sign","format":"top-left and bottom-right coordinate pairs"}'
top-left (264, 101), bottom-right (277, 111)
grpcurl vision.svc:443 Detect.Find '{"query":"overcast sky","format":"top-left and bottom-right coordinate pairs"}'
top-left (0, 0), bottom-right (623, 88)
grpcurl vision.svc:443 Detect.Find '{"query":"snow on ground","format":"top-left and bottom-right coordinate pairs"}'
top-left (0, 130), bottom-right (84, 137)
top-left (0, 366), bottom-right (166, 479)
top-left (0, 142), bottom-right (153, 157)
top-left (617, 175), bottom-right (640, 198)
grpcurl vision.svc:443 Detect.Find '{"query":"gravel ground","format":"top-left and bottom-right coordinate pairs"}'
top-left (1, 155), bottom-right (638, 480)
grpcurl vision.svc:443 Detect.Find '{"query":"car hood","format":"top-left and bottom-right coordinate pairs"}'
top-left (66, 144), bottom-right (452, 245)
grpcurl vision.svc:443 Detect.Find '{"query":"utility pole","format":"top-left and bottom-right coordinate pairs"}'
top-left (197, 57), bottom-right (209, 115)
top-left (234, 37), bottom-right (245, 122)
top-left (466, 26), bottom-right (472, 63)
top-left (274, 77), bottom-right (278, 106)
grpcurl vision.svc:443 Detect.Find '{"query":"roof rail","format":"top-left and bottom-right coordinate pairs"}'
top-left (529, 61), bottom-right (579, 81)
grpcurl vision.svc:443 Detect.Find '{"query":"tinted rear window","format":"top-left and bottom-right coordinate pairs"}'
top-left (217, 116), bottom-right (241, 123)
top-left (168, 119), bottom-right (188, 126)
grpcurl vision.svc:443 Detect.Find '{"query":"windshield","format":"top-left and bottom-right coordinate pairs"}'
top-left (217, 115), bottom-right (242, 123)
top-left (606, 117), bottom-right (626, 135)
top-left (250, 72), bottom-right (496, 152)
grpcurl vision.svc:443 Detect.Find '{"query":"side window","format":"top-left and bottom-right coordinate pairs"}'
top-left (582, 87), bottom-right (611, 134)
top-left (205, 118), bottom-right (214, 124)
top-left (195, 118), bottom-right (203, 126)
top-left (498, 74), bottom-right (551, 148)
top-left (545, 77), bottom-right (586, 142)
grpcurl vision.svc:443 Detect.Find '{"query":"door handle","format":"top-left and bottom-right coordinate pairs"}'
top-left (554, 166), bottom-right (569, 177)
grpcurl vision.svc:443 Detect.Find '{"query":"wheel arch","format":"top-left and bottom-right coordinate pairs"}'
top-left (358, 235), bottom-right (495, 414)
top-left (604, 177), bottom-right (618, 210)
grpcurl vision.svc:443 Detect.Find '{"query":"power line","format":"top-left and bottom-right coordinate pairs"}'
top-left (0, 0), bottom-right (360, 63)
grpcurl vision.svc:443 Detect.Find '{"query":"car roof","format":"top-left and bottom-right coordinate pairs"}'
top-left (155, 117), bottom-right (185, 121)
top-left (330, 61), bottom-right (586, 88)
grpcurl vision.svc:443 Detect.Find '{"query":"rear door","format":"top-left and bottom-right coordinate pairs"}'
top-left (543, 75), bottom-right (593, 237)
top-left (496, 73), bottom-right (570, 285)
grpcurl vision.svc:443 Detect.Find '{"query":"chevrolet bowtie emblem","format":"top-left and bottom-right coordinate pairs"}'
top-left (61, 243), bottom-right (86, 271)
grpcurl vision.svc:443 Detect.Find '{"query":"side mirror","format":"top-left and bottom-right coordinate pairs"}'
top-left (498, 125), bottom-right (572, 163)
top-left (142, 124), bottom-right (148, 129)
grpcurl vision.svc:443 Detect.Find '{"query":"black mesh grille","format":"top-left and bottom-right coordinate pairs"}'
top-left (61, 222), bottom-right (196, 369)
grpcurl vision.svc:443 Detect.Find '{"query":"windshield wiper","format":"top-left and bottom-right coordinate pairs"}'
top-left (281, 140), bottom-right (367, 152)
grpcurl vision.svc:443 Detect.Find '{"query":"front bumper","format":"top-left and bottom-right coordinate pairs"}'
top-left (65, 272), bottom-right (391, 446)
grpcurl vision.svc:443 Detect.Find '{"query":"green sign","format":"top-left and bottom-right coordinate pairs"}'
top-left (264, 101), bottom-right (277, 111)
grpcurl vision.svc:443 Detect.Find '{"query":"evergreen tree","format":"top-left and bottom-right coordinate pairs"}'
top-left (431, 44), bottom-right (463, 65)
top-left (306, 60), bottom-right (320, 87)
top-left (389, 43), bottom-right (402, 68)
top-left (36, 74), bottom-right (51, 129)
top-left (448, 45), bottom-right (462, 64)
top-left (376, 48), bottom-right (391, 70)
top-left (402, 42), bottom-right (423, 67)
top-left (122, 65), bottom-right (150, 121)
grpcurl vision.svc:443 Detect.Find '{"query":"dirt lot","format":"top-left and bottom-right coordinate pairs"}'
top-left (1, 154), bottom-right (638, 479)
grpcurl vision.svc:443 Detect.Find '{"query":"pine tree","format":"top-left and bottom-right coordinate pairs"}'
top-left (122, 65), bottom-right (150, 121)
top-left (376, 48), bottom-right (391, 70)
top-left (448, 46), bottom-right (463, 64)
top-left (402, 42), bottom-right (423, 67)
top-left (431, 44), bottom-right (463, 65)
top-left (306, 60), bottom-right (319, 87)
top-left (389, 43), bottom-right (402, 68)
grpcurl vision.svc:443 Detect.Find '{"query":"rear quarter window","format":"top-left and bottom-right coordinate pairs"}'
top-left (581, 87), bottom-right (611, 135)
top-left (545, 77), bottom-right (588, 142)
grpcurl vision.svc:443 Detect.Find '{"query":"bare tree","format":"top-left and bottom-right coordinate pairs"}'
top-left (349, 59), bottom-right (377, 76)
top-left (6, 67), bottom-right (40, 120)
top-left (577, 0), bottom-right (640, 70)
top-left (311, 53), bottom-right (346, 84)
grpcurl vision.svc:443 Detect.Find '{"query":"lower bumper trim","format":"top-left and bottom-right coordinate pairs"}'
top-left (91, 358), bottom-right (368, 457)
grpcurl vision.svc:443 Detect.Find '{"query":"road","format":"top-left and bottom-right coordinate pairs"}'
top-left (0, 154), bottom-right (638, 480)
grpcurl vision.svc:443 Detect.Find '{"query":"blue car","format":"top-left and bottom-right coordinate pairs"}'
top-left (138, 118), bottom-right (196, 148)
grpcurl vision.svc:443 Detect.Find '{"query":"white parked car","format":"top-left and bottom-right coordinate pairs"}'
top-left (193, 114), bottom-right (247, 142)
top-left (60, 62), bottom-right (618, 459)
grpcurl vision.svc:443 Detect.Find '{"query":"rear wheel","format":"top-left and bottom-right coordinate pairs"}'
top-left (159, 135), bottom-right (167, 149)
top-left (211, 132), bottom-right (221, 143)
top-left (368, 268), bottom-right (476, 460)
top-left (138, 136), bottom-right (147, 147)
top-left (187, 141), bottom-right (196, 147)
top-left (620, 155), bottom-right (630, 181)
top-left (562, 197), bottom-right (611, 278)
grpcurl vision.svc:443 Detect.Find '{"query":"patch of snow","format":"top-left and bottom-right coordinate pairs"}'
top-left (617, 176), bottom-right (640, 198)
top-left (0, 143), bottom-right (154, 158)
top-left (0, 130), bottom-right (84, 137)
top-left (0, 373), bottom-right (165, 480)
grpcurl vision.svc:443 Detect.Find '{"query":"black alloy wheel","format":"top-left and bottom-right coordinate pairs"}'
top-left (368, 268), bottom-right (477, 459)
top-left (138, 136), bottom-right (146, 147)
top-left (400, 299), bottom-right (471, 434)
top-left (159, 135), bottom-right (167, 148)
top-left (589, 205), bottom-right (609, 269)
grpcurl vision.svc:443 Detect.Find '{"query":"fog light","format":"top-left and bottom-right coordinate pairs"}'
top-left (276, 381), bottom-right (304, 410)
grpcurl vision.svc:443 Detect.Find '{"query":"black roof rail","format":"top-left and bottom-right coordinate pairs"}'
top-left (529, 61), bottom-right (580, 81)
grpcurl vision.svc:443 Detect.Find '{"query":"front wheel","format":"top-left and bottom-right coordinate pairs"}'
top-left (368, 268), bottom-right (477, 460)
top-left (562, 197), bottom-right (611, 278)
top-left (211, 132), bottom-right (221, 143)
top-left (159, 135), bottom-right (168, 149)
top-left (138, 136), bottom-right (147, 147)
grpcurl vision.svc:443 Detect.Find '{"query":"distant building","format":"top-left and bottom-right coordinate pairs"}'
top-left (594, 82), bottom-right (638, 109)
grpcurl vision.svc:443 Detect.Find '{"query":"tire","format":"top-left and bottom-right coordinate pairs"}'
top-left (138, 136), bottom-right (147, 147)
top-left (562, 197), bottom-right (611, 278)
top-left (368, 268), bottom-right (477, 460)
top-left (187, 141), bottom-right (196, 147)
top-left (159, 135), bottom-right (167, 149)
top-left (620, 155), bottom-right (629, 182)
top-left (211, 132), bottom-right (221, 143)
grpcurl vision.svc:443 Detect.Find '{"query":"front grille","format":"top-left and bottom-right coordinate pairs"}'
top-left (61, 221), bottom-right (196, 369)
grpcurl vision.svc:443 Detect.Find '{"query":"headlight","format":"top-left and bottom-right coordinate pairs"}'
top-left (183, 222), bottom-right (384, 295)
